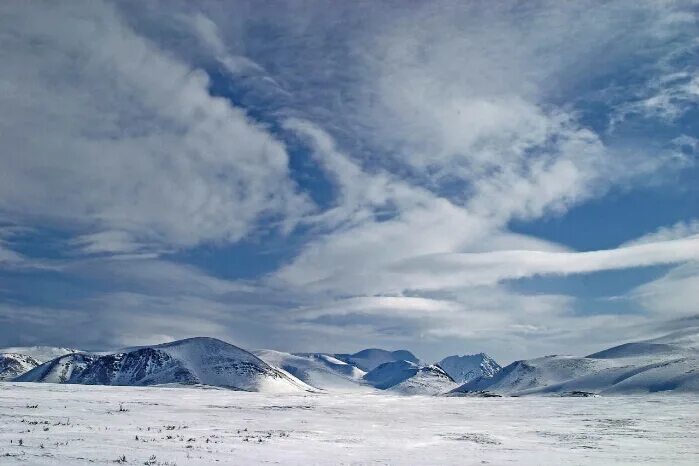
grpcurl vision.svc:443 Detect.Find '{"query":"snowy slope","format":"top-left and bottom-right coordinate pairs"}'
top-left (363, 360), bottom-right (420, 389)
top-left (364, 360), bottom-right (457, 395)
top-left (586, 342), bottom-right (688, 359)
top-left (15, 353), bottom-right (97, 383)
top-left (335, 348), bottom-right (419, 372)
top-left (0, 346), bottom-right (78, 363)
top-left (0, 353), bottom-right (41, 380)
top-left (450, 330), bottom-right (699, 396)
top-left (642, 328), bottom-right (699, 350)
top-left (387, 365), bottom-right (458, 395)
top-left (16, 338), bottom-right (314, 393)
top-left (253, 349), bottom-right (368, 391)
top-left (438, 353), bottom-right (501, 383)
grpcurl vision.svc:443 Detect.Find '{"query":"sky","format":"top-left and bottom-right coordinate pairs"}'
top-left (0, 0), bottom-right (698, 363)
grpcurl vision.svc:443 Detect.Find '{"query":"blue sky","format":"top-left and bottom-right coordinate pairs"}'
top-left (0, 0), bottom-right (698, 362)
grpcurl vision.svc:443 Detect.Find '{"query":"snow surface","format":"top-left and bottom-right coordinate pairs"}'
top-left (17, 338), bottom-right (314, 393)
top-left (438, 353), bottom-right (501, 383)
top-left (0, 382), bottom-right (697, 465)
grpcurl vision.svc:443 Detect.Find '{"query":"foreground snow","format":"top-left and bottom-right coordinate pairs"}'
top-left (0, 383), bottom-right (697, 465)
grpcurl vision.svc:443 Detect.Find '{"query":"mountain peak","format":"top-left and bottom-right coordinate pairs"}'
top-left (438, 353), bottom-right (501, 384)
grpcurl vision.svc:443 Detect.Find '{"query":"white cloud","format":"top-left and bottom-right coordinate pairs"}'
top-left (0, 244), bottom-right (23, 264)
top-left (71, 230), bottom-right (151, 255)
top-left (186, 12), bottom-right (270, 78)
top-left (273, 197), bottom-right (491, 295)
top-left (630, 263), bottom-right (699, 316)
top-left (0, 1), bottom-right (309, 250)
top-left (614, 71), bottom-right (699, 123)
top-left (275, 119), bottom-right (698, 296)
top-left (64, 256), bottom-right (258, 298)
top-left (390, 236), bottom-right (699, 291)
top-left (278, 215), bottom-right (699, 294)
top-left (0, 225), bottom-right (25, 264)
top-left (623, 219), bottom-right (699, 246)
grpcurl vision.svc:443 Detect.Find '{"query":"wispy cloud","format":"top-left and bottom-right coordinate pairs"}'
top-left (1, 0), bottom-right (698, 360)
top-left (0, 1), bottom-right (310, 251)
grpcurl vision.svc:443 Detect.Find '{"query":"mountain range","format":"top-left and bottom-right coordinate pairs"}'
top-left (0, 346), bottom-right (78, 381)
top-left (3, 327), bottom-right (698, 395)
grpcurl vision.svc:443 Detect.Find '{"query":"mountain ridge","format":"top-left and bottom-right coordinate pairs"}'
top-left (5, 328), bottom-right (699, 395)
top-left (16, 337), bottom-right (314, 393)
top-left (438, 352), bottom-right (501, 383)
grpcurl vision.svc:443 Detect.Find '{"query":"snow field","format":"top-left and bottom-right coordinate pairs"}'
top-left (0, 382), bottom-right (697, 465)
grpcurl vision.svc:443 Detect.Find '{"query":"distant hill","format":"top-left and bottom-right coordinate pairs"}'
top-left (335, 348), bottom-right (419, 372)
top-left (364, 360), bottom-right (457, 395)
top-left (449, 329), bottom-right (699, 396)
top-left (253, 349), bottom-right (369, 391)
top-left (438, 353), bottom-right (500, 384)
top-left (0, 353), bottom-right (41, 381)
top-left (16, 337), bottom-right (314, 393)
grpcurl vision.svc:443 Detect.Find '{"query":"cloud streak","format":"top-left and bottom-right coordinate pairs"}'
top-left (391, 236), bottom-right (699, 291)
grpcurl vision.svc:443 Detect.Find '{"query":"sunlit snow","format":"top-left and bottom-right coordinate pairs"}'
top-left (1, 382), bottom-right (697, 465)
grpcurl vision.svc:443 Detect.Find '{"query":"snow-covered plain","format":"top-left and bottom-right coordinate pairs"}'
top-left (1, 382), bottom-right (697, 465)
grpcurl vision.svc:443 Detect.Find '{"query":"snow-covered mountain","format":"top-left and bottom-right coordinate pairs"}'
top-left (363, 360), bottom-right (457, 395)
top-left (449, 330), bottom-right (699, 396)
top-left (253, 349), bottom-right (368, 391)
top-left (15, 353), bottom-right (96, 384)
top-left (0, 346), bottom-right (78, 364)
top-left (8, 330), bottom-right (698, 396)
top-left (363, 360), bottom-right (419, 389)
top-left (16, 337), bottom-right (314, 393)
top-left (438, 353), bottom-right (501, 384)
top-left (0, 353), bottom-right (41, 381)
top-left (335, 348), bottom-right (419, 372)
